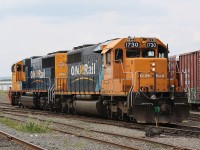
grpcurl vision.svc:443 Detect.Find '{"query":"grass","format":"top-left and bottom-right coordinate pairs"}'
top-left (0, 117), bottom-right (18, 128)
top-left (0, 117), bottom-right (51, 133)
top-left (17, 119), bottom-right (51, 133)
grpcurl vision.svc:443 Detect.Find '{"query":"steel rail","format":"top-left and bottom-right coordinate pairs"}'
top-left (1, 107), bottom-right (200, 138)
top-left (0, 113), bottom-right (191, 150)
top-left (0, 130), bottom-right (46, 150)
top-left (0, 115), bottom-right (138, 150)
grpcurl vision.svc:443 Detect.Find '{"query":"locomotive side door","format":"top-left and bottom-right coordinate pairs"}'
top-left (113, 48), bottom-right (124, 92)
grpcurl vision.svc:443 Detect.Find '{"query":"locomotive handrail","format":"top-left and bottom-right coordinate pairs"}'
top-left (133, 71), bottom-right (152, 91)
top-left (133, 71), bottom-right (170, 93)
top-left (130, 71), bottom-right (186, 93)
top-left (48, 84), bottom-right (55, 103)
top-left (127, 71), bottom-right (149, 107)
top-left (128, 71), bottom-right (155, 107)
top-left (119, 59), bottom-right (133, 85)
top-left (55, 75), bottom-right (102, 93)
top-left (168, 71), bottom-right (186, 92)
top-left (116, 59), bottom-right (134, 88)
top-left (127, 85), bottom-right (133, 107)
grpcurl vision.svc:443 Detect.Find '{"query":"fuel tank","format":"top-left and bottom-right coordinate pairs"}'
top-left (20, 95), bottom-right (35, 107)
top-left (73, 100), bottom-right (106, 117)
top-left (20, 92), bottom-right (36, 107)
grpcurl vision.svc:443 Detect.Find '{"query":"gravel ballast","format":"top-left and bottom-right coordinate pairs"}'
top-left (0, 113), bottom-right (200, 150)
top-left (1, 93), bottom-right (200, 150)
top-left (0, 133), bottom-right (26, 150)
top-left (0, 123), bottom-right (126, 150)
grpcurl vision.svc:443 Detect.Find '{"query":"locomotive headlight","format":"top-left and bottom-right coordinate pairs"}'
top-left (151, 62), bottom-right (156, 67)
top-left (151, 67), bottom-right (156, 72)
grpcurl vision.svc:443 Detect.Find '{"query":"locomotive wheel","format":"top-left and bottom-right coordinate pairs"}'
top-left (72, 109), bottom-right (76, 114)
top-left (11, 94), bottom-right (16, 106)
top-left (191, 104), bottom-right (199, 110)
top-left (117, 109), bottom-right (123, 120)
top-left (123, 115), bottom-right (130, 122)
top-left (11, 98), bottom-right (16, 106)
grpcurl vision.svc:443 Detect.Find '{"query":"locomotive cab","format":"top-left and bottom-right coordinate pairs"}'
top-left (11, 61), bottom-right (26, 105)
top-left (101, 37), bottom-right (189, 123)
top-left (124, 38), bottom-right (168, 94)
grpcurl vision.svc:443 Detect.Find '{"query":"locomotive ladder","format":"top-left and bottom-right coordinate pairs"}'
top-left (48, 84), bottom-right (55, 104)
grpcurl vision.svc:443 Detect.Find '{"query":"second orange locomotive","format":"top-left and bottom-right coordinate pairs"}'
top-left (11, 37), bottom-right (189, 123)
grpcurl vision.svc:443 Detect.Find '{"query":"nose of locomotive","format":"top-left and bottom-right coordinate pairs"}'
top-left (125, 58), bottom-right (168, 92)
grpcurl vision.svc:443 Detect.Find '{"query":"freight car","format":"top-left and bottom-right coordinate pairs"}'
top-left (169, 51), bottom-right (200, 109)
top-left (11, 37), bottom-right (190, 123)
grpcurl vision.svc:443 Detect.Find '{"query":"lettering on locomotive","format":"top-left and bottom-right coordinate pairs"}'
top-left (146, 42), bottom-right (157, 48)
top-left (58, 62), bottom-right (67, 68)
top-left (140, 73), bottom-right (165, 78)
top-left (71, 63), bottom-right (96, 76)
top-left (125, 42), bottom-right (140, 48)
top-left (58, 73), bottom-right (66, 76)
top-left (30, 70), bottom-right (45, 78)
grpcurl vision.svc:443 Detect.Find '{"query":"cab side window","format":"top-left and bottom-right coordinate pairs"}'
top-left (142, 49), bottom-right (155, 58)
top-left (159, 52), bottom-right (165, 58)
top-left (106, 51), bottom-right (111, 65)
top-left (16, 64), bottom-right (21, 71)
top-left (11, 64), bottom-right (15, 72)
top-left (126, 49), bottom-right (140, 58)
top-left (115, 48), bottom-right (123, 62)
top-left (158, 45), bottom-right (168, 58)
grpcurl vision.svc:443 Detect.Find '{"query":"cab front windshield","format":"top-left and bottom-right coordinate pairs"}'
top-left (126, 49), bottom-right (155, 58)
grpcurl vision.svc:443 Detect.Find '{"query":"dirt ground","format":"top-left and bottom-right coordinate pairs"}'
top-left (0, 91), bottom-right (9, 103)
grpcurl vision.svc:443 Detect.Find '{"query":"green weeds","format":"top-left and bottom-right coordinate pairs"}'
top-left (17, 119), bottom-right (51, 133)
top-left (0, 117), bottom-right (18, 128)
top-left (0, 117), bottom-right (51, 133)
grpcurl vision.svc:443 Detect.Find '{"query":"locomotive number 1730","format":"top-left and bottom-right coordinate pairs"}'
top-left (125, 42), bottom-right (140, 48)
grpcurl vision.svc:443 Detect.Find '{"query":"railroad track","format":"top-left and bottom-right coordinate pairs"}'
top-left (145, 124), bottom-right (200, 138)
top-left (1, 106), bottom-right (200, 137)
top-left (189, 113), bottom-right (200, 122)
top-left (0, 130), bottom-right (45, 150)
top-left (0, 102), bottom-right (13, 107)
top-left (2, 106), bottom-right (200, 139)
top-left (0, 110), bottom-right (192, 150)
top-left (1, 103), bottom-right (200, 138)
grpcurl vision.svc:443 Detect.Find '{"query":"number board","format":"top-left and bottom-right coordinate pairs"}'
top-left (125, 42), bottom-right (140, 48)
top-left (146, 42), bottom-right (157, 48)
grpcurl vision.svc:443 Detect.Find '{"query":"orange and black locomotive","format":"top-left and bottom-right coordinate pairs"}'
top-left (11, 37), bottom-right (189, 123)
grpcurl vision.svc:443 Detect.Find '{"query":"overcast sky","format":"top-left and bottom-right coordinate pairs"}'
top-left (1, 0), bottom-right (200, 77)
